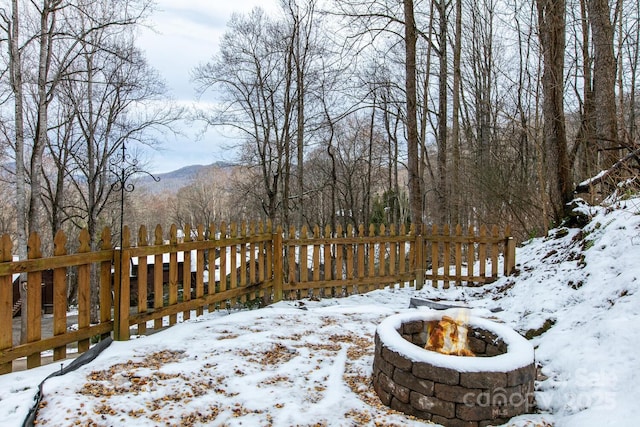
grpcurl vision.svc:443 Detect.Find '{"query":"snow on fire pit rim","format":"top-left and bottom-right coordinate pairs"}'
top-left (377, 308), bottom-right (534, 372)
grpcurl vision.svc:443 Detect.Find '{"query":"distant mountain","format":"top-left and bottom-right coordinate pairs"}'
top-left (1, 160), bottom-right (237, 194)
top-left (135, 161), bottom-right (235, 194)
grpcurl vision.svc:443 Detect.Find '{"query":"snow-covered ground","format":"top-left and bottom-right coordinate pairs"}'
top-left (1, 196), bottom-right (639, 426)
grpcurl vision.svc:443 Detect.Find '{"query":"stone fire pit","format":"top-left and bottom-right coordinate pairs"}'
top-left (372, 310), bottom-right (535, 427)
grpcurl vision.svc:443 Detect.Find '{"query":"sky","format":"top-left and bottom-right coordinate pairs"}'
top-left (1, 195), bottom-right (639, 426)
top-left (137, 1), bottom-right (279, 174)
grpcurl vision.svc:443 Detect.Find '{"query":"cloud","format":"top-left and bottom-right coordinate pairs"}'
top-left (136, 0), bottom-right (279, 173)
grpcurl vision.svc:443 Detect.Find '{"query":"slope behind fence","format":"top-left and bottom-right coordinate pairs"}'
top-left (0, 221), bottom-right (514, 373)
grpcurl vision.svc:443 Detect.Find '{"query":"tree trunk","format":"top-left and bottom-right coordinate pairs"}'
top-left (293, 2), bottom-right (306, 228)
top-left (452, 0), bottom-right (462, 225)
top-left (404, 0), bottom-right (422, 229)
top-left (628, 1), bottom-right (639, 141)
top-left (587, 0), bottom-right (618, 168)
top-left (364, 101), bottom-right (375, 227)
top-left (9, 0), bottom-right (30, 343)
top-left (84, 47), bottom-right (101, 323)
top-left (537, 0), bottom-right (572, 221)
top-left (574, 0), bottom-right (597, 183)
top-left (436, 0), bottom-right (449, 225)
top-left (419, 1), bottom-right (434, 223)
top-left (30, 1), bottom-right (56, 237)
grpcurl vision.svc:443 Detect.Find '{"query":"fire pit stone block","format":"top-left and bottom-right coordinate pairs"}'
top-left (372, 312), bottom-right (535, 427)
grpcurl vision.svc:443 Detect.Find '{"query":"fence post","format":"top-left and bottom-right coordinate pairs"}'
top-left (53, 231), bottom-right (68, 361)
top-left (26, 232), bottom-right (43, 369)
top-left (99, 228), bottom-right (113, 340)
top-left (273, 226), bottom-right (283, 302)
top-left (504, 230), bottom-right (516, 276)
top-left (114, 226), bottom-right (131, 341)
top-left (77, 229), bottom-right (91, 354)
top-left (415, 234), bottom-right (424, 290)
top-left (0, 234), bottom-right (13, 374)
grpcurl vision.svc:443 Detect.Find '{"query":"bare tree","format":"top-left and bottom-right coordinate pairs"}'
top-left (622, 0), bottom-right (639, 142)
top-left (587, 0), bottom-right (619, 168)
top-left (537, 0), bottom-right (572, 221)
top-left (433, 0), bottom-right (449, 225)
top-left (170, 166), bottom-right (233, 230)
top-left (1, 0), bottom-right (30, 341)
top-left (332, 0), bottom-right (424, 227)
top-left (451, 0), bottom-right (462, 225)
top-left (194, 7), bottom-right (311, 226)
top-left (1, 0), bottom-right (172, 330)
top-left (280, 0), bottom-right (323, 227)
top-left (306, 114), bottom-right (387, 228)
top-left (404, 0), bottom-right (423, 228)
top-left (568, 0), bottom-right (598, 185)
top-left (63, 41), bottom-right (179, 320)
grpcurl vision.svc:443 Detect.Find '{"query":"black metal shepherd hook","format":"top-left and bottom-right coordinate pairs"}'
top-left (109, 141), bottom-right (159, 340)
top-left (109, 141), bottom-right (160, 246)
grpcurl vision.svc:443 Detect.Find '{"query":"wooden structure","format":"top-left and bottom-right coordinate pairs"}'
top-left (0, 221), bottom-right (515, 374)
top-left (128, 251), bottom-right (191, 306)
top-left (12, 270), bottom-right (54, 317)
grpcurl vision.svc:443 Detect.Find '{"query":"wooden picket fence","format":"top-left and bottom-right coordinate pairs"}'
top-left (0, 221), bottom-right (515, 374)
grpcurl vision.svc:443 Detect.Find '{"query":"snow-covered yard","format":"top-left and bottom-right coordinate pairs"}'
top-left (1, 197), bottom-right (639, 426)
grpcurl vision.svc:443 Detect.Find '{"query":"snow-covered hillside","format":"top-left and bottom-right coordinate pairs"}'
top-left (425, 196), bottom-right (640, 426)
top-left (1, 196), bottom-right (638, 427)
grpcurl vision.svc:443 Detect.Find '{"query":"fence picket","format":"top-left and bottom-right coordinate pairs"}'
top-left (346, 225), bottom-right (354, 296)
top-left (137, 225), bottom-right (149, 334)
top-left (505, 225), bottom-right (516, 275)
top-left (218, 222), bottom-right (227, 306)
top-left (273, 226), bottom-right (283, 302)
top-left (335, 225), bottom-right (344, 297)
top-left (153, 225), bottom-right (163, 330)
top-left (249, 222), bottom-right (257, 301)
top-left (77, 229), bottom-right (91, 354)
top-left (53, 231), bottom-right (67, 361)
top-left (479, 225), bottom-right (487, 280)
top-left (116, 227), bottom-right (132, 341)
top-left (300, 226), bottom-right (309, 297)
top-left (467, 225), bottom-right (476, 284)
top-left (323, 225), bottom-right (332, 296)
top-left (239, 222), bottom-right (247, 304)
top-left (312, 226), bottom-right (321, 298)
top-left (379, 224), bottom-right (387, 281)
top-left (287, 225), bottom-right (296, 300)
top-left (230, 223), bottom-right (238, 303)
top-left (431, 225), bottom-right (439, 288)
top-left (368, 224), bottom-right (376, 292)
top-left (169, 225), bottom-right (178, 326)
top-left (357, 225), bottom-right (365, 294)
top-left (455, 225), bottom-right (463, 286)
top-left (182, 224), bottom-right (192, 322)
top-left (100, 228), bottom-right (112, 341)
top-left (266, 221), bottom-right (274, 302)
top-left (399, 224), bottom-right (407, 285)
top-left (258, 222), bottom-right (267, 302)
top-left (196, 224), bottom-right (204, 316)
top-left (0, 235), bottom-right (13, 374)
top-left (26, 232), bottom-right (42, 369)
top-left (492, 225), bottom-right (500, 278)
top-left (443, 224), bottom-right (451, 289)
top-left (389, 224), bottom-right (396, 278)
top-left (206, 223), bottom-right (216, 310)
